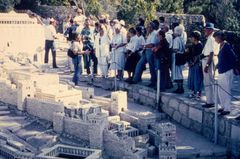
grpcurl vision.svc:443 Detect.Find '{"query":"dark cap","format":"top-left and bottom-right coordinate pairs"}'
top-left (190, 31), bottom-right (201, 40)
top-left (204, 23), bottom-right (215, 30)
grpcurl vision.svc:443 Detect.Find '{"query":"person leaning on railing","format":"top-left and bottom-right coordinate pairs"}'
top-left (213, 31), bottom-right (237, 116)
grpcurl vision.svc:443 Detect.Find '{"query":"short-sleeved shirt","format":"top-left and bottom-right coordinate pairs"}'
top-left (45, 25), bottom-right (57, 41)
top-left (126, 35), bottom-right (142, 52)
top-left (138, 35), bottom-right (146, 47)
top-left (145, 30), bottom-right (159, 46)
top-left (70, 41), bottom-right (82, 54)
top-left (202, 33), bottom-right (219, 56)
top-left (173, 36), bottom-right (185, 54)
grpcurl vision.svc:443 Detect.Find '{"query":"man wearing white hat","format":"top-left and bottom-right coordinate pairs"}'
top-left (120, 20), bottom-right (127, 40)
top-left (44, 18), bottom-right (58, 68)
top-left (202, 23), bottom-right (219, 108)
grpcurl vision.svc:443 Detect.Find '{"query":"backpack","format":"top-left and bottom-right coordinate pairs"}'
top-left (67, 49), bottom-right (77, 58)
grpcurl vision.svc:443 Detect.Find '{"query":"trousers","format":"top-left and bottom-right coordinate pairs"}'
top-left (133, 49), bottom-right (156, 83)
top-left (218, 69), bottom-right (233, 111)
top-left (72, 56), bottom-right (82, 85)
top-left (202, 59), bottom-right (215, 104)
top-left (44, 40), bottom-right (57, 67)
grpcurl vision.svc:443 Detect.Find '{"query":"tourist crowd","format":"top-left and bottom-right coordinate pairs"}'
top-left (44, 8), bottom-right (240, 116)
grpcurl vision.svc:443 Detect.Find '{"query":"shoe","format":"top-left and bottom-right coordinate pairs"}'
top-left (125, 78), bottom-right (132, 82)
top-left (188, 94), bottom-right (196, 98)
top-left (202, 103), bottom-right (215, 108)
top-left (235, 116), bottom-right (240, 120)
top-left (218, 108), bottom-right (224, 113)
top-left (173, 89), bottom-right (184, 94)
top-left (129, 81), bottom-right (137, 84)
top-left (53, 66), bottom-right (59, 69)
top-left (220, 111), bottom-right (230, 116)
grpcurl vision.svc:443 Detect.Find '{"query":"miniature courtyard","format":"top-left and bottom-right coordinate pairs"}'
top-left (0, 11), bottom-right (240, 159)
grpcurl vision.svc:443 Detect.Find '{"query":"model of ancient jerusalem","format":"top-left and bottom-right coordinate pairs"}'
top-left (0, 1), bottom-right (240, 159)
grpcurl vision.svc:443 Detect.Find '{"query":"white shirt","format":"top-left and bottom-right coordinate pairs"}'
top-left (94, 33), bottom-right (110, 57)
top-left (165, 31), bottom-right (173, 48)
top-left (112, 33), bottom-right (127, 52)
top-left (173, 36), bottom-right (185, 54)
top-left (70, 41), bottom-right (82, 54)
top-left (138, 35), bottom-right (145, 46)
top-left (202, 33), bottom-right (219, 56)
top-left (126, 35), bottom-right (141, 52)
top-left (120, 27), bottom-right (128, 39)
top-left (181, 31), bottom-right (187, 45)
top-left (44, 25), bottom-right (57, 41)
top-left (146, 30), bottom-right (158, 45)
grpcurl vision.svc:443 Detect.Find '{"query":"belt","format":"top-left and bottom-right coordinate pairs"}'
top-left (202, 54), bottom-right (217, 59)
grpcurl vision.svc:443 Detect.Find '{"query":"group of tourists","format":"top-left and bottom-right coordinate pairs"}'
top-left (44, 8), bottom-right (240, 116)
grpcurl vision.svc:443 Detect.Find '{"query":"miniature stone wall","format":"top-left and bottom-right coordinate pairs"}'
top-left (156, 13), bottom-right (205, 34)
top-left (64, 117), bottom-right (90, 142)
top-left (53, 112), bottom-right (65, 134)
top-left (0, 80), bottom-right (17, 106)
top-left (103, 130), bottom-right (138, 159)
top-left (26, 98), bottom-right (64, 122)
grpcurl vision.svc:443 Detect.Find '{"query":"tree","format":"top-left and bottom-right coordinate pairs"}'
top-left (40, 0), bottom-right (70, 6)
top-left (0, 0), bottom-right (20, 12)
top-left (185, 0), bottom-right (240, 31)
top-left (158, 0), bottom-right (184, 13)
top-left (117, 0), bottom-right (159, 25)
top-left (84, 0), bottom-right (103, 16)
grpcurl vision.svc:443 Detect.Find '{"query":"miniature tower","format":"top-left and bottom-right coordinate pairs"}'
top-left (154, 122), bottom-right (176, 146)
top-left (17, 80), bottom-right (34, 111)
top-left (159, 142), bottom-right (177, 159)
top-left (110, 91), bottom-right (127, 115)
top-left (88, 113), bottom-right (108, 149)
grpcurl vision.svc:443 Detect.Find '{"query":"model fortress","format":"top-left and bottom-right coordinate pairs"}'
top-left (0, 57), bottom-right (177, 159)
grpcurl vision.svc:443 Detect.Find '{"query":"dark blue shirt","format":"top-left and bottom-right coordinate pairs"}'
top-left (217, 42), bottom-right (236, 74)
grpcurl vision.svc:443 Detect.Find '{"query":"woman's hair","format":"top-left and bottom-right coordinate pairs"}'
top-left (213, 31), bottom-right (225, 41)
top-left (136, 26), bottom-right (142, 35)
top-left (152, 20), bottom-right (160, 30)
top-left (190, 31), bottom-right (201, 41)
top-left (139, 18), bottom-right (145, 25)
top-left (128, 28), bottom-right (136, 35)
top-left (73, 33), bottom-right (79, 41)
top-left (174, 25), bottom-right (184, 36)
top-left (158, 30), bottom-right (166, 38)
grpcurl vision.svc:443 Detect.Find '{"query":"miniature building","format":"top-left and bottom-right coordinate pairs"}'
top-left (103, 130), bottom-right (143, 159)
top-left (0, 11), bottom-right (45, 63)
top-left (137, 113), bottom-right (157, 133)
top-left (109, 120), bottom-right (139, 138)
top-left (110, 91), bottom-right (127, 115)
top-left (159, 142), bottom-right (177, 159)
top-left (148, 122), bottom-right (176, 147)
top-left (0, 53), bottom-right (178, 159)
top-left (134, 134), bottom-right (150, 148)
top-left (37, 144), bottom-right (102, 159)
